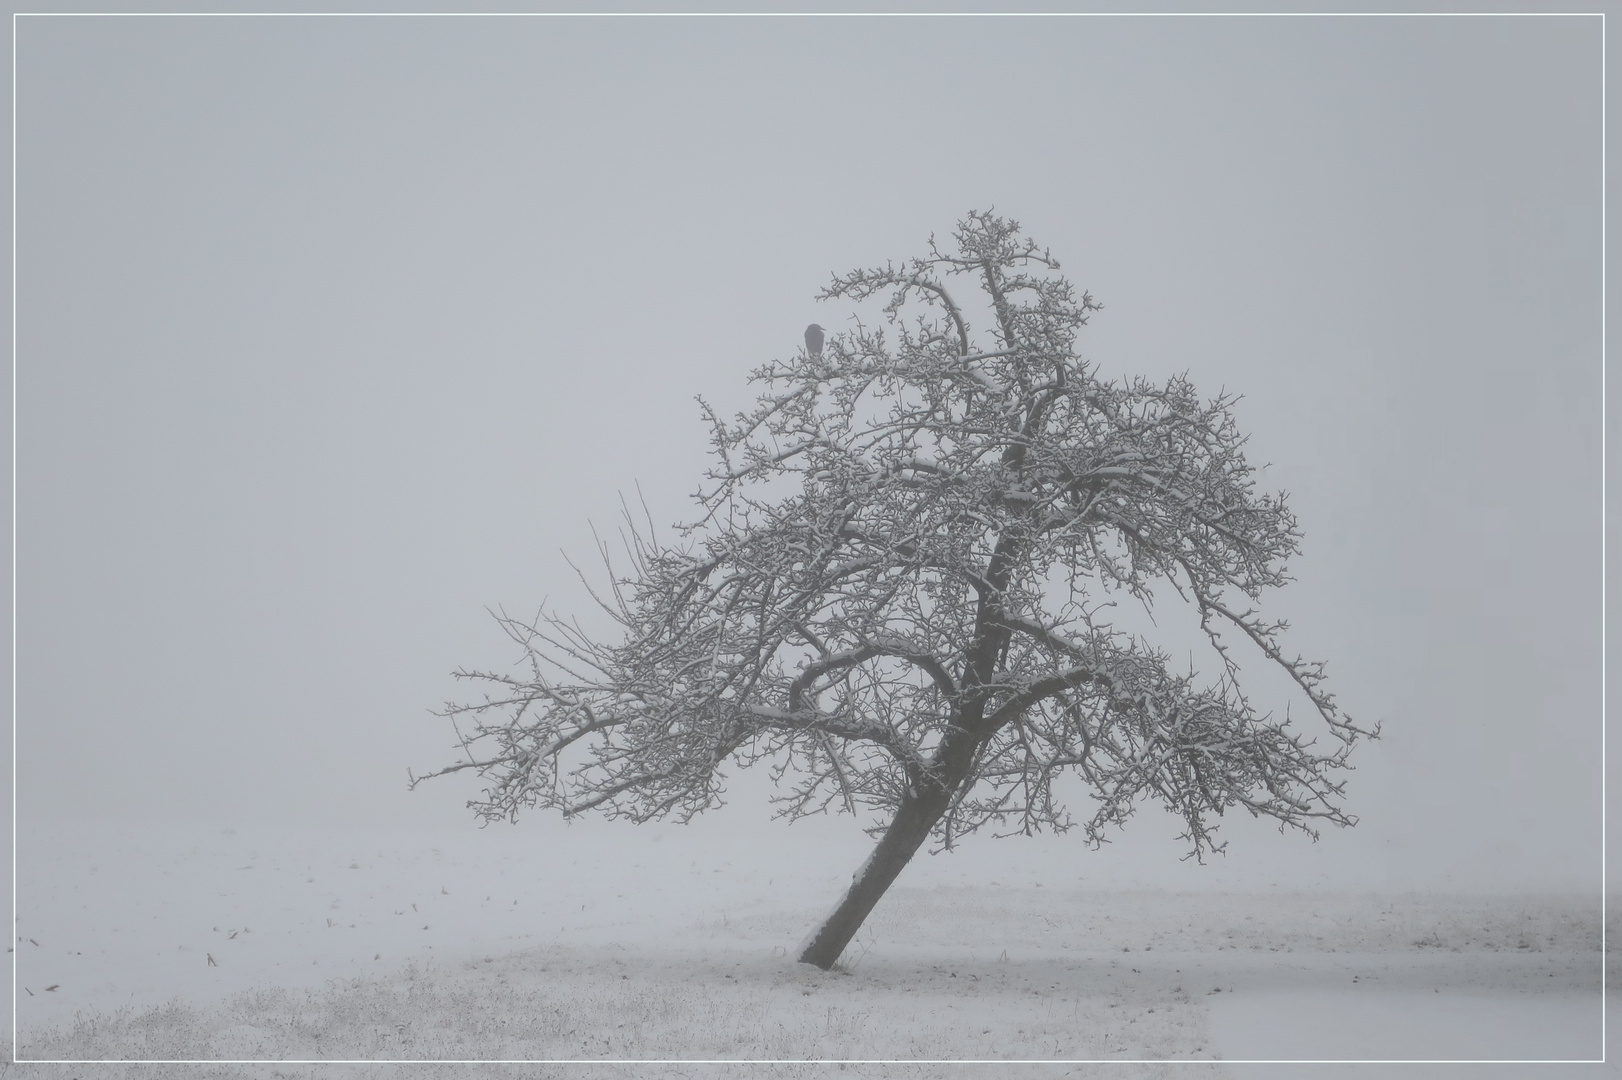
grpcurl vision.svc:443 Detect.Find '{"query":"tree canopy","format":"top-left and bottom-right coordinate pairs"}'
top-left (416, 211), bottom-right (1374, 967)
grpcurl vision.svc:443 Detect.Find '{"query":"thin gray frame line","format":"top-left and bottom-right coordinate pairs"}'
top-left (9, 4), bottom-right (1609, 1070)
top-left (3, 9), bottom-right (1612, 16)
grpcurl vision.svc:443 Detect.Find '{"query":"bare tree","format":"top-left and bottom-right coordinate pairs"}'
top-left (413, 211), bottom-right (1376, 970)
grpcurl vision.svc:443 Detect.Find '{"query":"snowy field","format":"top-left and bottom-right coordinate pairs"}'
top-left (6, 816), bottom-right (1611, 1079)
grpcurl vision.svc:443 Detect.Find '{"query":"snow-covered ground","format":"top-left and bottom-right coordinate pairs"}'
top-left (7, 816), bottom-right (1611, 1078)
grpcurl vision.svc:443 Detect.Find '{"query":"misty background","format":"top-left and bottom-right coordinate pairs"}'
top-left (13, 14), bottom-right (1604, 897)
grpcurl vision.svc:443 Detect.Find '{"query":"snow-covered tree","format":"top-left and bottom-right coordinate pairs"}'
top-left (414, 211), bottom-right (1376, 970)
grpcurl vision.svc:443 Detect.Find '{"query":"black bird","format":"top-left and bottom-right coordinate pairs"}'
top-left (804, 324), bottom-right (825, 359)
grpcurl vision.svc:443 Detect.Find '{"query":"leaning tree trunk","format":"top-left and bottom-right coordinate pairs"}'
top-left (798, 732), bottom-right (982, 969)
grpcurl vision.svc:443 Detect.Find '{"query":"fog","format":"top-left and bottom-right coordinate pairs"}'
top-left (12, 13), bottom-right (1603, 912)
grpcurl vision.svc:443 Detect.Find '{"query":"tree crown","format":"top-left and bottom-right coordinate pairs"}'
top-left (417, 211), bottom-right (1374, 859)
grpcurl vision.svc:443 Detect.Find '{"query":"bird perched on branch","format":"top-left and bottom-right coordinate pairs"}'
top-left (804, 324), bottom-right (825, 360)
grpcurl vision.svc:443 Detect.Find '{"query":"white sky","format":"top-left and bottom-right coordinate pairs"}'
top-left (10, 13), bottom-right (1606, 894)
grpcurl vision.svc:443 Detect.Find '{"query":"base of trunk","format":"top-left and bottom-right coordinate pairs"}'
top-left (797, 794), bottom-right (945, 969)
